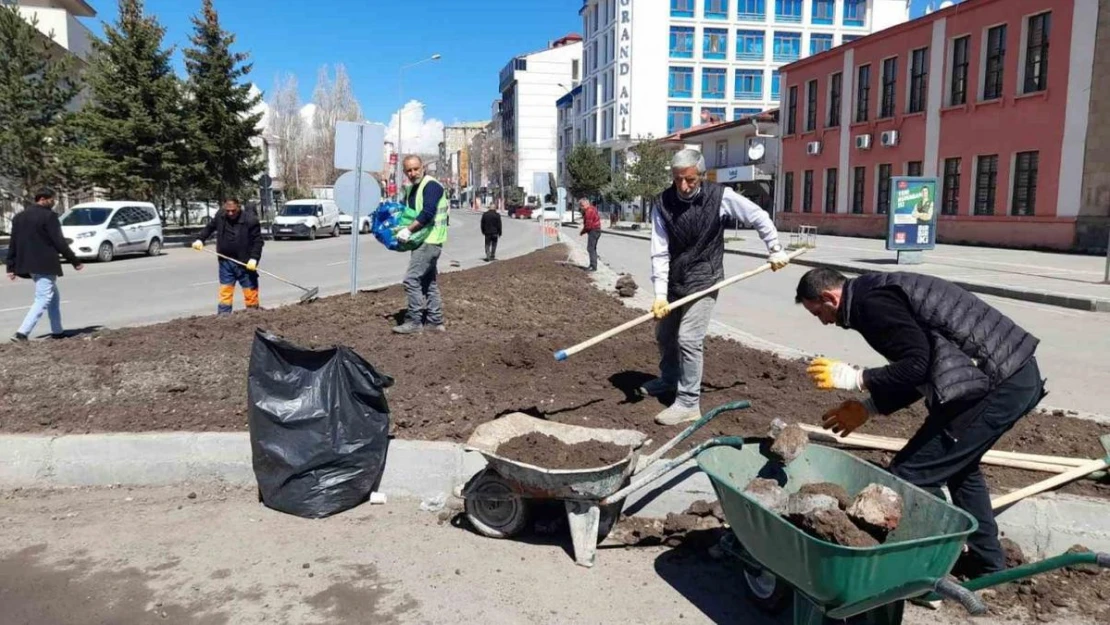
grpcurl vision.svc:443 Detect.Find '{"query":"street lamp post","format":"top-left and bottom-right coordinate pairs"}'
top-left (396, 54), bottom-right (442, 201)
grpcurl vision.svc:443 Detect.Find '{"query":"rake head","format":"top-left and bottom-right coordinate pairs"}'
top-left (298, 287), bottom-right (320, 304)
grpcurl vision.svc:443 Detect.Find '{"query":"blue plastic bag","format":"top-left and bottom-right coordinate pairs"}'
top-left (371, 201), bottom-right (428, 252)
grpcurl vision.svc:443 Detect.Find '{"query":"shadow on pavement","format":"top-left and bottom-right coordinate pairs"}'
top-left (653, 546), bottom-right (772, 624)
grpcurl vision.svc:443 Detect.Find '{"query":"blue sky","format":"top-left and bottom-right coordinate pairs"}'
top-left (85, 0), bottom-right (938, 125)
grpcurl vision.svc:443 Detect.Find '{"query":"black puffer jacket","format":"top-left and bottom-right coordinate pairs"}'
top-left (653, 182), bottom-right (726, 299)
top-left (197, 209), bottom-right (263, 263)
top-left (840, 272), bottom-right (1039, 410)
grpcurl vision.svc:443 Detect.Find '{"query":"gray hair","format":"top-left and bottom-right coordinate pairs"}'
top-left (671, 148), bottom-right (706, 174)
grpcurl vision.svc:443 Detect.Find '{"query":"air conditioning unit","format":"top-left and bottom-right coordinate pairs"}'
top-left (880, 130), bottom-right (899, 147)
top-left (855, 134), bottom-right (872, 150)
top-left (806, 141), bottom-right (822, 156)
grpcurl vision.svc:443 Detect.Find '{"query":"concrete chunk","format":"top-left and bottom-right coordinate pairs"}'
top-left (743, 478), bottom-right (787, 512)
top-left (847, 484), bottom-right (904, 539)
top-left (783, 493), bottom-right (840, 522)
top-left (799, 508), bottom-right (880, 547)
top-left (768, 423), bottom-right (809, 464)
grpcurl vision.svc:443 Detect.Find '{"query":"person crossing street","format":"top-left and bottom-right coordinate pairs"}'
top-left (392, 155), bottom-right (450, 334)
top-left (192, 198), bottom-right (264, 315)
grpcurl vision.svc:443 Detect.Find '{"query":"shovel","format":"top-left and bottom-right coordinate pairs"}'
top-left (991, 433), bottom-right (1110, 511)
top-left (554, 248), bottom-right (807, 361)
top-left (201, 248), bottom-right (319, 304)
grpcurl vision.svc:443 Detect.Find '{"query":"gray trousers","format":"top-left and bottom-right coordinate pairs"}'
top-left (656, 294), bottom-right (717, 409)
top-left (403, 243), bottom-right (443, 326)
top-left (586, 230), bottom-right (601, 269)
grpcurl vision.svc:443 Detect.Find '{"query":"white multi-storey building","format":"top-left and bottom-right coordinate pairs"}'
top-left (498, 34), bottom-right (583, 198)
top-left (576, 0), bottom-right (909, 161)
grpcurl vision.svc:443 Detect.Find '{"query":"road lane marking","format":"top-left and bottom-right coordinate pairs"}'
top-left (0, 300), bottom-right (71, 314)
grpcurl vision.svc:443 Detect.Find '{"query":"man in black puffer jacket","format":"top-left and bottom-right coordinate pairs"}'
top-left (192, 198), bottom-right (264, 315)
top-left (795, 267), bottom-right (1046, 578)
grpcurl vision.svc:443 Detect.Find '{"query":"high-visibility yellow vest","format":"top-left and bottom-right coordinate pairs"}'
top-left (403, 176), bottom-right (449, 246)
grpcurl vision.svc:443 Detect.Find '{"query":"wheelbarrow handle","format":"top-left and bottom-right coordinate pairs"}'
top-left (933, 578), bottom-right (987, 616)
top-left (601, 436), bottom-right (745, 506)
top-left (635, 401), bottom-right (752, 475)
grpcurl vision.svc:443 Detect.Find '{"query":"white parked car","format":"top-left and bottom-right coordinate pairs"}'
top-left (273, 199), bottom-right (341, 240)
top-left (60, 201), bottom-right (163, 263)
top-left (337, 210), bottom-right (371, 234)
top-left (533, 205), bottom-right (576, 224)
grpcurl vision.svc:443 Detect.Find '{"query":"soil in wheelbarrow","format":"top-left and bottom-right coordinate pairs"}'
top-left (1, 244), bottom-right (1107, 501)
top-left (495, 432), bottom-right (629, 470)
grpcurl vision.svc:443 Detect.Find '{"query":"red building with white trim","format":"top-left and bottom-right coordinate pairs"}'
top-left (776, 0), bottom-right (1108, 251)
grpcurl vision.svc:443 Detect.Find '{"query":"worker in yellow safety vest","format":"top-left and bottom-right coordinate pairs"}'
top-left (393, 155), bottom-right (450, 334)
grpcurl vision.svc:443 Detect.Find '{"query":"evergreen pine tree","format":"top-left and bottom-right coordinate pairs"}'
top-left (566, 144), bottom-right (610, 201)
top-left (184, 0), bottom-right (263, 201)
top-left (0, 3), bottom-right (80, 202)
top-left (76, 0), bottom-right (191, 202)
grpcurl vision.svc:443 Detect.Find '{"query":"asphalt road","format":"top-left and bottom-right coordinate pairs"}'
top-left (594, 232), bottom-right (1110, 417)
top-left (0, 211), bottom-right (544, 332)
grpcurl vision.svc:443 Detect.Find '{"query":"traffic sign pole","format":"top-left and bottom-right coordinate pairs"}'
top-left (349, 124), bottom-right (364, 297)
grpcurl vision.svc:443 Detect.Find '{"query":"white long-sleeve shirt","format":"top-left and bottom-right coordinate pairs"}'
top-left (651, 187), bottom-right (781, 299)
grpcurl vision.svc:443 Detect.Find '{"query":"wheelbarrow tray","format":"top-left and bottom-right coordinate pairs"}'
top-left (699, 442), bottom-right (977, 615)
top-left (465, 412), bottom-right (648, 500)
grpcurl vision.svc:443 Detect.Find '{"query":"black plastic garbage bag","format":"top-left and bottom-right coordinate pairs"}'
top-left (248, 330), bottom-right (393, 519)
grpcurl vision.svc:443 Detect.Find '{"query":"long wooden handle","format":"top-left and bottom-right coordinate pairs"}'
top-left (554, 248), bottom-right (807, 361)
top-left (201, 247), bottom-right (300, 289)
top-left (991, 457), bottom-right (1110, 510)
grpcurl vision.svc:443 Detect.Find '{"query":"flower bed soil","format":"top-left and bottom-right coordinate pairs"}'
top-left (494, 433), bottom-right (629, 470)
top-left (0, 245), bottom-right (1107, 500)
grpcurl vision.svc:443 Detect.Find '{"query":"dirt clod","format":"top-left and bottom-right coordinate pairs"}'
top-left (797, 508), bottom-right (879, 548)
top-left (685, 499), bottom-right (725, 522)
top-left (742, 478), bottom-right (787, 512)
top-left (495, 433), bottom-right (628, 470)
top-left (846, 484), bottom-right (903, 540)
top-left (797, 483), bottom-right (852, 510)
top-left (1002, 537), bottom-right (1026, 569)
top-left (768, 423), bottom-right (809, 464)
top-left (186, 492), bottom-right (197, 500)
top-left (614, 274), bottom-right (638, 298)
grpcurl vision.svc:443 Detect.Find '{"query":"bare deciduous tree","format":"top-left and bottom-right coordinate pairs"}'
top-left (309, 64), bottom-right (362, 186)
top-left (268, 73), bottom-right (306, 197)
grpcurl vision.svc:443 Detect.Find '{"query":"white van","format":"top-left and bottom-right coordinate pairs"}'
top-left (273, 199), bottom-right (341, 240)
top-left (60, 201), bottom-right (164, 262)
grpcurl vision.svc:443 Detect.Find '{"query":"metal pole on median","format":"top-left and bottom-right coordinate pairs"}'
top-left (1104, 228), bottom-right (1109, 284)
top-left (350, 124), bottom-right (364, 297)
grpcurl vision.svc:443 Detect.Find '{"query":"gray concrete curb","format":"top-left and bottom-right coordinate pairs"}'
top-left (1, 431), bottom-right (1107, 559)
top-left (600, 229), bottom-right (1110, 313)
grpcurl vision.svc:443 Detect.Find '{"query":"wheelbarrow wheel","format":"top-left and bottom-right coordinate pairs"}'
top-left (742, 565), bottom-right (791, 614)
top-left (464, 470), bottom-right (530, 539)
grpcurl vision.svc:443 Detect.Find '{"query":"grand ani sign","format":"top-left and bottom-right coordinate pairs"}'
top-left (616, 0), bottom-right (632, 138)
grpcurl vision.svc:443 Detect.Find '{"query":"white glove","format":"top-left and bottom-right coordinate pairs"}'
top-left (396, 229), bottom-right (412, 243)
top-left (768, 249), bottom-right (790, 271)
top-left (191, 240), bottom-right (204, 251)
top-left (806, 358), bottom-right (864, 392)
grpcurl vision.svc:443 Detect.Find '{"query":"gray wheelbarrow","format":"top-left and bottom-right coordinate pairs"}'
top-left (461, 400), bottom-right (751, 567)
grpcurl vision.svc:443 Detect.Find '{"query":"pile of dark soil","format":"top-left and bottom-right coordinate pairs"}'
top-left (0, 245), bottom-right (1107, 499)
top-left (494, 433), bottom-right (628, 470)
top-left (608, 500), bottom-right (727, 550)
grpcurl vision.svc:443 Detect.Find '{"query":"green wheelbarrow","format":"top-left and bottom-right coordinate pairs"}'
top-left (698, 439), bottom-right (1110, 625)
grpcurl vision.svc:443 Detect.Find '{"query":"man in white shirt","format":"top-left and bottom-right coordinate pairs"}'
top-left (643, 149), bottom-right (791, 425)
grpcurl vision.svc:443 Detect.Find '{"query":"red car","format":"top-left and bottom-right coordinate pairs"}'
top-left (511, 206), bottom-right (534, 219)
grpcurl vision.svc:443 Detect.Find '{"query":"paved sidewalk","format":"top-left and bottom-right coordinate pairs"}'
top-left (600, 224), bottom-right (1110, 312)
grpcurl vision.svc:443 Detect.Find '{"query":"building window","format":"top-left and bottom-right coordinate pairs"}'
top-left (773, 32), bottom-right (801, 62)
top-left (825, 168), bottom-right (837, 213)
top-left (775, 0), bottom-right (803, 24)
top-left (949, 36), bottom-right (969, 106)
top-left (668, 66), bottom-right (693, 98)
top-left (983, 25), bottom-right (1007, 100)
top-left (880, 57), bottom-right (897, 118)
top-left (909, 47), bottom-right (928, 113)
top-left (703, 67), bottom-right (727, 99)
top-left (1024, 12), bottom-right (1051, 94)
top-left (1012, 151), bottom-right (1039, 216)
top-left (828, 72), bottom-right (842, 127)
top-left (771, 70), bottom-right (781, 100)
top-left (974, 154), bottom-right (998, 215)
top-left (735, 69), bottom-right (764, 100)
top-left (811, 34), bottom-right (833, 55)
top-left (702, 106), bottom-right (727, 123)
top-left (669, 26), bottom-right (695, 59)
top-left (783, 172), bottom-right (794, 212)
top-left (667, 106), bottom-right (693, 133)
top-left (671, 0), bottom-right (694, 18)
top-left (852, 166), bottom-right (865, 214)
top-left (786, 85), bottom-right (798, 134)
top-left (907, 161), bottom-right (923, 176)
top-left (704, 28), bottom-right (728, 60)
top-left (802, 170), bottom-right (814, 212)
top-left (843, 0), bottom-right (866, 27)
top-left (738, 0), bottom-right (766, 22)
top-left (812, 0), bottom-right (835, 25)
top-left (856, 64), bottom-right (871, 122)
top-left (605, 68), bottom-right (615, 101)
top-left (715, 140), bottom-right (729, 167)
top-left (705, 0), bottom-right (728, 20)
top-left (736, 29), bottom-right (765, 61)
top-left (805, 79), bottom-right (818, 132)
top-left (877, 164), bottom-right (892, 214)
top-left (942, 157), bottom-right (961, 215)
top-left (734, 107), bottom-right (761, 120)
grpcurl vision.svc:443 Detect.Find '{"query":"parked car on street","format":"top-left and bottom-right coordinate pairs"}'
top-left (273, 199), bottom-right (341, 240)
top-left (511, 205), bottom-right (535, 219)
top-left (533, 205), bottom-right (576, 224)
top-left (338, 210), bottom-right (371, 234)
top-left (60, 201), bottom-right (163, 262)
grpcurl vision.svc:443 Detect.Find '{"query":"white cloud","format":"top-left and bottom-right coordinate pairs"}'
top-left (382, 100), bottom-right (444, 156)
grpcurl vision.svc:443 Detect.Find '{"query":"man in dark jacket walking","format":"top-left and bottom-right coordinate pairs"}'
top-left (480, 206), bottom-right (502, 261)
top-left (579, 198), bottom-right (602, 271)
top-left (192, 198), bottom-right (264, 315)
top-left (796, 267), bottom-right (1045, 578)
top-left (5, 188), bottom-right (83, 342)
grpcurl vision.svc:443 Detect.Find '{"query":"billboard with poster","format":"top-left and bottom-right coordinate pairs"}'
top-left (886, 177), bottom-right (939, 251)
